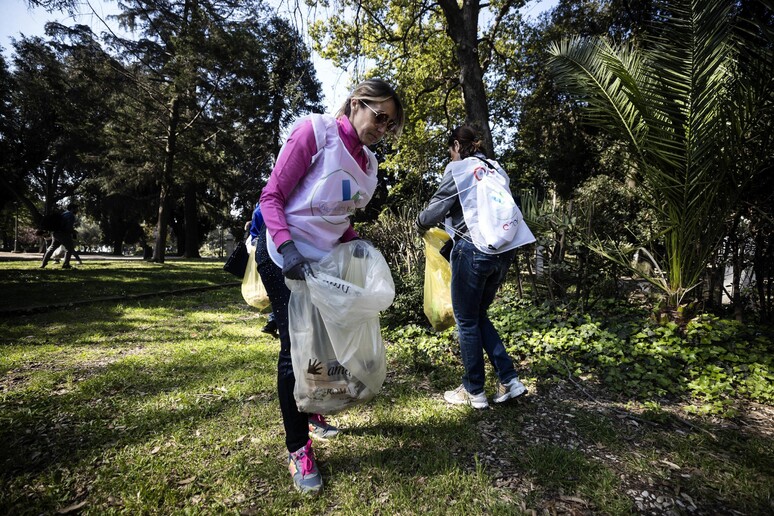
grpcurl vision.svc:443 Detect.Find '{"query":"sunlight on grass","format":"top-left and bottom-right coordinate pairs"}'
top-left (1, 261), bottom-right (772, 514)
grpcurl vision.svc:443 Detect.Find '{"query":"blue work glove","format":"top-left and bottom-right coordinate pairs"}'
top-left (280, 241), bottom-right (314, 280)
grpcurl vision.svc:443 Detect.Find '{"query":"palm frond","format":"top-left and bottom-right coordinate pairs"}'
top-left (547, 0), bottom-right (755, 311)
top-left (548, 37), bottom-right (649, 158)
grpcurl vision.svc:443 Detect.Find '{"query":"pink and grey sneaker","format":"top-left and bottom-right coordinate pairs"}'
top-left (308, 413), bottom-right (340, 440)
top-left (288, 439), bottom-right (322, 495)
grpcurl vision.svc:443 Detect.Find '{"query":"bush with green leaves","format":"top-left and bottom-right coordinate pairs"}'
top-left (574, 174), bottom-right (655, 251)
top-left (384, 282), bottom-right (773, 417)
top-left (357, 207), bottom-right (427, 327)
top-left (493, 296), bottom-right (773, 416)
top-left (384, 324), bottom-right (458, 372)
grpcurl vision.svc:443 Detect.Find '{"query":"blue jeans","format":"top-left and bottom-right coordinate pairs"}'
top-left (450, 238), bottom-right (518, 395)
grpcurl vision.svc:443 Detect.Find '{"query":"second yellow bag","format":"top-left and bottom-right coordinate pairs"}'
top-left (422, 228), bottom-right (455, 331)
top-left (241, 238), bottom-right (271, 311)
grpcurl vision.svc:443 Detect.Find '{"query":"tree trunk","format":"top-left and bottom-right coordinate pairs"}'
top-left (153, 95), bottom-right (181, 264)
top-left (752, 228), bottom-right (770, 322)
top-left (183, 181), bottom-right (200, 258)
top-left (731, 237), bottom-right (744, 322)
top-left (43, 160), bottom-right (56, 215)
top-left (438, 0), bottom-right (494, 157)
top-left (706, 260), bottom-right (724, 309)
top-left (153, 184), bottom-right (170, 263)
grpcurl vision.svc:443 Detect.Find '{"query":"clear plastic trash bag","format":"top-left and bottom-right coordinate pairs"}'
top-left (288, 240), bottom-right (395, 414)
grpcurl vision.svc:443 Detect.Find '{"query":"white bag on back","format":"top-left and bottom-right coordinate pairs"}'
top-left (448, 157), bottom-right (536, 253)
top-left (476, 167), bottom-right (521, 249)
top-left (288, 240), bottom-right (395, 414)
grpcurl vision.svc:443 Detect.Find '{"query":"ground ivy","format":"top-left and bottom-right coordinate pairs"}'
top-left (388, 294), bottom-right (774, 416)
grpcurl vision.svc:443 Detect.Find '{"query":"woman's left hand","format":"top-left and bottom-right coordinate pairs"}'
top-left (280, 241), bottom-right (315, 280)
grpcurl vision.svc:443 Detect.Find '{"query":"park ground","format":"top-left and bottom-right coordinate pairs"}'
top-left (0, 255), bottom-right (772, 515)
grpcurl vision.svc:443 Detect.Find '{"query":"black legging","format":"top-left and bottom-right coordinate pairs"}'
top-left (254, 229), bottom-right (309, 452)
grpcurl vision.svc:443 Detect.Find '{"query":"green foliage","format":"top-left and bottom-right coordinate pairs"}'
top-left (4, 31), bottom-right (109, 222)
top-left (518, 187), bottom-right (634, 304)
top-left (573, 175), bottom-right (655, 249)
top-left (382, 268), bottom-right (424, 327)
top-left (547, 0), bottom-right (774, 311)
top-left (357, 206), bottom-right (427, 328)
top-left (498, 300), bottom-right (774, 415)
top-left (384, 324), bottom-right (458, 372)
top-left (309, 0), bottom-right (535, 174)
top-left (386, 286), bottom-right (773, 417)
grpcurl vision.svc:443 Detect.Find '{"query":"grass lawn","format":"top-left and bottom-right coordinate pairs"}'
top-left (0, 258), bottom-right (235, 312)
top-left (1, 259), bottom-right (772, 514)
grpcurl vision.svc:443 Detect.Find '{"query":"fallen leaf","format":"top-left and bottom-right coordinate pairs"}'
top-left (57, 500), bottom-right (87, 514)
top-left (680, 492), bottom-right (696, 507)
top-left (177, 476), bottom-right (196, 486)
top-left (559, 495), bottom-right (587, 505)
top-left (150, 446), bottom-right (161, 455)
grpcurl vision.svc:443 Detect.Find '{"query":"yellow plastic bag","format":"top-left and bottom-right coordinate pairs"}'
top-left (423, 228), bottom-right (455, 331)
top-left (241, 238), bottom-right (270, 311)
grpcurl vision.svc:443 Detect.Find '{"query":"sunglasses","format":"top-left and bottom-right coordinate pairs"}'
top-left (360, 100), bottom-right (397, 132)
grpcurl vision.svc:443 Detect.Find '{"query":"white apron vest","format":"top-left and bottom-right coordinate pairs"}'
top-left (448, 156), bottom-right (535, 254)
top-left (268, 114), bottom-right (379, 265)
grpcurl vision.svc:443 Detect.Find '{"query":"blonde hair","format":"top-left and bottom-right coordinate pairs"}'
top-left (336, 78), bottom-right (405, 136)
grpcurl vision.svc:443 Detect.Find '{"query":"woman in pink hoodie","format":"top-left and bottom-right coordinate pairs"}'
top-left (257, 78), bottom-right (404, 496)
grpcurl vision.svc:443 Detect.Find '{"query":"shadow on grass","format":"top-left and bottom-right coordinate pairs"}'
top-left (0, 346), bottom-right (276, 478)
top-left (0, 261), bottom-right (236, 312)
top-left (2, 290), bottom-right (248, 346)
top-left (2, 281), bottom-right (772, 514)
top-left (0, 290), bottom-right (272, 489)
top-left (492, 375), bottom-right (774, 515)
top-left (372, 352), bottom-right (774, 514)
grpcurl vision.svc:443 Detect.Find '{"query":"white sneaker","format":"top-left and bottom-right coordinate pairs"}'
top-left (493, 378), bottom-right (527, 403)
top-left (444, 385), bottom-right (489, 409)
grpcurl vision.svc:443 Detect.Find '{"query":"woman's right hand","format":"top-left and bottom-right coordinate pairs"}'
top-left (280, 241), bottom-right (314, 280)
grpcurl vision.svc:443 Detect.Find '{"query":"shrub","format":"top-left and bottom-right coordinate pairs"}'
top-left (386, 284), bottom-right (774, 417)
top-left (357, 206), bottom-right (427, 327)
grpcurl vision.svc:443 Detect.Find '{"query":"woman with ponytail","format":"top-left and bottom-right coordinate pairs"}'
top-left (416, 125), bottom-right (527, 409)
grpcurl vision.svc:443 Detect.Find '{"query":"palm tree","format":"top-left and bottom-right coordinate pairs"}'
top-left (547, 0), bottom-right (772, 317)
